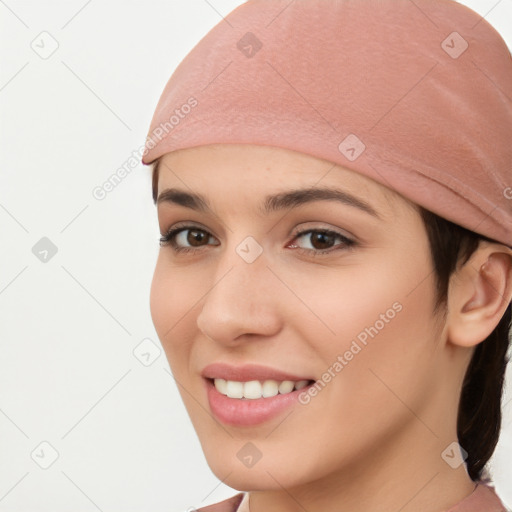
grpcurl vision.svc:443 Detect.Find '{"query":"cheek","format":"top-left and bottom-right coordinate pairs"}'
top-left (149, 257), bottom-right (171, 340)
top-left (149, 255), bottom-right (197, 367)
top-left (288, 250), bottom-right (434, 357)
top-left (291, 246), bottom-right (439, 401)
top-left (297, 250), bottom-right (440, 435)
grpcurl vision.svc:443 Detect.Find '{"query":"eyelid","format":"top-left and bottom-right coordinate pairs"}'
top-left (159, 220), bottom-right (213, 239)
top-left (289, 222), bottom-right (354, 241)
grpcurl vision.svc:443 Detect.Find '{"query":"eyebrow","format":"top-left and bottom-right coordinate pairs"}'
top-left (156, 187), bottom-right (381, 218)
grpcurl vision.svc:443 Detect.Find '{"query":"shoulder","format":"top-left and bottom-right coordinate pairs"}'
top-left (447, 483), bottom-right (510, 512)
top-left (194, 492), bottom-right (246, 512)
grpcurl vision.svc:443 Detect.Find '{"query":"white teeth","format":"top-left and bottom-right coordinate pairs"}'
top-left (295, 380), bottom-right (309, 390)
top-left (278, 381), bottom-right (295, 394)
top-left (262, 380), bottom-right (279, 398)
top-left (226, 380), bottom-right (244, 399)
top-left (213, 378), bottom-right (311, 399)
top-left (215, 378), bottom-right (227, 395)
top-left (243, 380), bottom-right (262, 399)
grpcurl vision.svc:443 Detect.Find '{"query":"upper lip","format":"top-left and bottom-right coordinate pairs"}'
top-left (201, 362), bottom-right (314, 382)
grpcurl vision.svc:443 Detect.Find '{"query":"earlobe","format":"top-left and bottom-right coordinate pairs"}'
top-left (447, 247), bottom-right (512, 348)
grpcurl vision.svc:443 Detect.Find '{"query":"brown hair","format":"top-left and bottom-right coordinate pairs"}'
top-left (151, 157), bottom-right (512, 482)
top-left (418, 208), bottom-right (511, 482)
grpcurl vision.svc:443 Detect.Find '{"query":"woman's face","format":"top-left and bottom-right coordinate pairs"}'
top-left (150, 143), bottom-right (455, 491)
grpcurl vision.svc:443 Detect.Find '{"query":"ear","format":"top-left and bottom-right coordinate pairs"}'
top-left (447, 242), bottom-right (512, 348)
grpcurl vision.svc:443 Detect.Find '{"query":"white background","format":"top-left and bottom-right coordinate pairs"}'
top-left (0, 1), bottom-right (511, 511)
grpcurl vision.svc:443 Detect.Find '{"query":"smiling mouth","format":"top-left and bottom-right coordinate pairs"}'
top-left (208, 377), bottom-right (315, 400)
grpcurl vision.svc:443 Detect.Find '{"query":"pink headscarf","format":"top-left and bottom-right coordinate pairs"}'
top-left (141, 0), bottom-right (512, 247)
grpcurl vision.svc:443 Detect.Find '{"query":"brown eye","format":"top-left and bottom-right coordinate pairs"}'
top-left (309, 231), bottom-right (336, 250)
top-left (159, 225), bottom-right (218, 252)
top-left (160, 225), bottom-right (355, 257)
top-left (290, 229), bottom-right (354, 255)
top-left (185, 229), bottom-right (209, 247)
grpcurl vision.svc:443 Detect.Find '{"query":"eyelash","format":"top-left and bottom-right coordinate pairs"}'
top-left (159, 224), bottom-right (356, 256)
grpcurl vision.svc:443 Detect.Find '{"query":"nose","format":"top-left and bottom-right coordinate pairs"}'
top-left (196, 251), bottom-right (283, 346)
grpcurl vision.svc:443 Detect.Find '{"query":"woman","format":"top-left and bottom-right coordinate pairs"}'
top-left (141, 1), bottom-right (512, 510)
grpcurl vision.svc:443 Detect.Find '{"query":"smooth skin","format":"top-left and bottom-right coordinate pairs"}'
top-left (150, 143), bottom-right (512, 512)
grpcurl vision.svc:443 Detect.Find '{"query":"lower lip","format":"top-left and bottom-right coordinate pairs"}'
top-left (205, 378), bottom-right (314, 427)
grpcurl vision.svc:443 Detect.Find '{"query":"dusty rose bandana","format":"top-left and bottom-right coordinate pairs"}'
top-left (141, 0), bottom-right (512, 247)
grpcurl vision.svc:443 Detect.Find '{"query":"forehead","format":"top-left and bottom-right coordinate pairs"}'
top-left (157, 144), bottom-right (418, 218)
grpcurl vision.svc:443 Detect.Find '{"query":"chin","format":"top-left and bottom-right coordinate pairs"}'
top-left (200, 443), bottom-right (316, 491)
